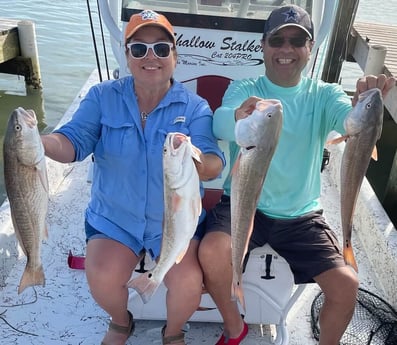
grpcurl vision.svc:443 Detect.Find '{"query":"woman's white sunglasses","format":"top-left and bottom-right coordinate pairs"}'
top-left (126, 42), bottom-right (173, 59)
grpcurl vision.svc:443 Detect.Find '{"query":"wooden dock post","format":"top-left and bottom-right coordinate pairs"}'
top-left (363, 45), bottom-right (387, 75)
top-left (0, 18), bottom-right (42, 90)
top-left (17, 20), bottom-right (42, 90)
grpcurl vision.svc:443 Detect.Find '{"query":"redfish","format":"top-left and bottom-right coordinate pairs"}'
top-left (329, 88), bottom-right (383, 272)
top-left (231, 100), bottom-right (283, 311)
top-left (127, 132), bottom-right (201, 303)
top-left (3, 107), bottom-right (49, 293)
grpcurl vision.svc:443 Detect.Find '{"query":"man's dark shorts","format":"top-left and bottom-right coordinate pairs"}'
top-left (205, 195), bottom-right (346, 284)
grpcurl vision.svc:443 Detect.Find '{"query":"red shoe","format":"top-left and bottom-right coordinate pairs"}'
top-left (215, 321), bottom-right (248, 345)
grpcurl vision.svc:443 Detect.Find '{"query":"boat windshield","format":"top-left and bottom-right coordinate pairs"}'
top-left (121, 0), bottom-right (313, 21)
top-left (118, 1), bottom-right (321, 82)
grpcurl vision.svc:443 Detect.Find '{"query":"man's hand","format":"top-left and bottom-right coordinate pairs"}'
top-left (352, 74), bottom-right (396, 106)
top-left (234, 96), bottom-right (263, 121)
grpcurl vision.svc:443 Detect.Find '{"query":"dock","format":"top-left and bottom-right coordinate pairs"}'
top-left (0, 18), bottom-right (42, 89)
top-left (353, 22), bottom-right (397, 78)
top-left (0, 18), bottom-right (19, 63)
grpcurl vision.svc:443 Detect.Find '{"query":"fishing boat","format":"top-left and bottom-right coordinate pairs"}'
top-left (0, 1), bottom-right (396, 344)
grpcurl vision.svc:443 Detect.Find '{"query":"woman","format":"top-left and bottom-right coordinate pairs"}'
top-left (42, 10), bottom-right (224, 345)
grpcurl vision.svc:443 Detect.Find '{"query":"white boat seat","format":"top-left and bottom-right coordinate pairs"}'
top-left (128, 244), bottom-right (305, 345)
top-left (128, 188), bottom-right (306, 345)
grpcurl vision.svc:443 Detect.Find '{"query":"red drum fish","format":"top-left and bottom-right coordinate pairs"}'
top-left (3, 107), bottom-right (49, 293)
top-left (329, 88), bottom-right (384, 272)
top-left (231, 100), bottom-right (283, 311)
top-left (127, 132), bottom-right (202, 303)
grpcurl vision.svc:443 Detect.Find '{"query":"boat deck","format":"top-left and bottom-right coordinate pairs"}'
top-left (0, 71), bottom-right (389, 345)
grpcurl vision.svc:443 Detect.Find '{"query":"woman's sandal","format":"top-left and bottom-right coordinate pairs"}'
top-left (161, 325), bottom-right (185, 345)
top-left (101, 310), bottom-right (135, 345)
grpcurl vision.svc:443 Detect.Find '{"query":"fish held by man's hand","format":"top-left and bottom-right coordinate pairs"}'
top-left (127, 132), bottom-right (202, 303)
top-left (3, 107), bottom-right (49, 293)
top-left (328, 88), bottom-right (384, 272)
top-left (231, 100), bottom-right (283, 311)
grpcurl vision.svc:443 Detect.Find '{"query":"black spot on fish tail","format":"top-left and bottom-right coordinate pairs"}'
top-left (196, 306), bottom-right (217, 311)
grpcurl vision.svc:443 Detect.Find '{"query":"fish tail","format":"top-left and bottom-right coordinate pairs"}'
top-left (18, 264), bottom-right (45, 294)
top-left (343, 245), bottom-right (358, 273)
top-left (126, 272), bottom-right (159, 304)
top-left (231, 279), bottom-right (246, 313)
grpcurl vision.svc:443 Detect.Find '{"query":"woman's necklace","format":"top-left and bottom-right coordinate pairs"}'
top-left (140, 111), bottom-right (149, 122)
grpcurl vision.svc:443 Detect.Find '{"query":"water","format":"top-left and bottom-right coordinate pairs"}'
top-left (0, 0), bottom-right (117, 130)
top-left (0, 0), bottom-right (395, 202)
top-left (0, 0), bottom-right (118, 200)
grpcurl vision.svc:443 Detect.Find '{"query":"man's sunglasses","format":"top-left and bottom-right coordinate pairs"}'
top-left (126, 42), bottom-right (174, 59)
top-left (268, 35), bottom-right (310, 48)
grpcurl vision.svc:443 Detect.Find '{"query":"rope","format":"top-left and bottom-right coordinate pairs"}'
top-left (86, 0), bottom-right (103, 82)
top-left (96, 0), bottom-right (110, 80)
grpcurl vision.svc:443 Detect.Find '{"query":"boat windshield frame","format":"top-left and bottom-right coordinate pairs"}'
top-left (121, 0), bottom-right (313, 32)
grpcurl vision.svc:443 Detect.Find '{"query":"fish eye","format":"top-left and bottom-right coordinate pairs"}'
top-left (14, 124), bottom-right (22, 131)
top-left (365, 102), bottom-right (372, 109)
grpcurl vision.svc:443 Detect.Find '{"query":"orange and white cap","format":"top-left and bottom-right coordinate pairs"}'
top-left (125, 10), bottom-right (176, 44)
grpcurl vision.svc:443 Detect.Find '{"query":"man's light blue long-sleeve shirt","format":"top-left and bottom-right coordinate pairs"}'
top-left (55, 76), bottom-right (225, 258)
top-left (213, 75), bottom-right (351, 218)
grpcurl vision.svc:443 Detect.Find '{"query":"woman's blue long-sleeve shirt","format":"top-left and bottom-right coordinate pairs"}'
top-left (54, 76), bottom-right (225, 258)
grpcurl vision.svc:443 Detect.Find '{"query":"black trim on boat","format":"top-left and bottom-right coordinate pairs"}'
top-left (121, 8), bottom-right (265, 33)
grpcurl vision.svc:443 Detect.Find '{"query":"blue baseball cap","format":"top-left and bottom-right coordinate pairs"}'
top-left (263, 5), bottom-right (314, 40)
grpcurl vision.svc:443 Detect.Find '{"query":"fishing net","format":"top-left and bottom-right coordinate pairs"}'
top-left (311, 287), bottom-right (397, 344)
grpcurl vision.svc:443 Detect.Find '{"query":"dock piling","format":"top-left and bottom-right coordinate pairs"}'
top-left (364, 45), bottom-right (387, 75)
top-left (17, 20), bottom-right (42, 90)
top-left (0, 18), bottom-right (42, 90)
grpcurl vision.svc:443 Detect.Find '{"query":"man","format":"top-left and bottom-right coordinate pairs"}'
top-left (198, 5), bottom-right (395, 345)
